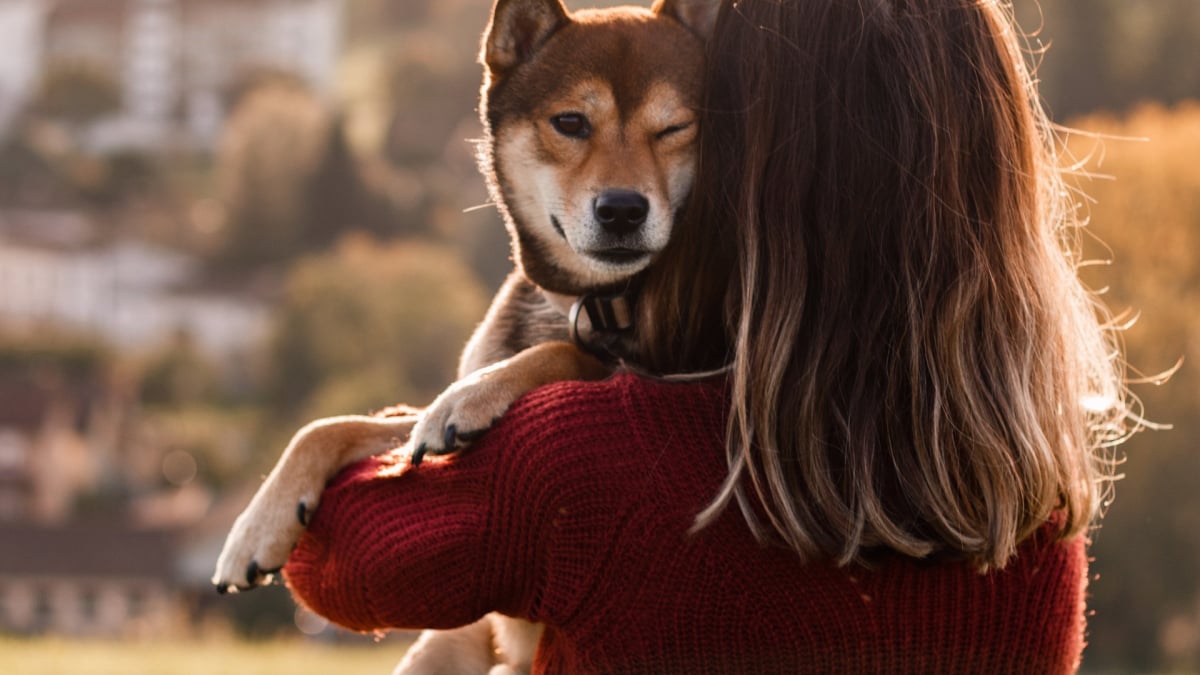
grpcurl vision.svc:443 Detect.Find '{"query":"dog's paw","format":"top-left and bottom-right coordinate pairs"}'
top-left (211, 493), bottom-right (316, 594)
top-left (409, 370), bottom-right (522, 465)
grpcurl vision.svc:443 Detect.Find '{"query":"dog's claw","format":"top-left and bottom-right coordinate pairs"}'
top-left (297, 501), bottom-right (309, 527)
top-left (247, 560), bottom-right (262, 585)
top-left (215, 583), bottom-right (229, 595)
top-left (423, 424), bottom-right (488, 459)
top-left (460, 427), bottom-right (488, 443)
top-left (411, 443), bottom-right (428, 467)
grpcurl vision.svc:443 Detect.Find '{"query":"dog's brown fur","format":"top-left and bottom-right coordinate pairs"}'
top-left (213, 0), bottom-right (716, 671)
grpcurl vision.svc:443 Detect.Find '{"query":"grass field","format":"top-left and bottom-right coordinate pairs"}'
top-left (0, 636), bottom-right (413, 675)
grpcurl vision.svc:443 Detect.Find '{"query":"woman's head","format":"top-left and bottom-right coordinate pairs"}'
top-left (644, 0), bottom-right (1130, 567)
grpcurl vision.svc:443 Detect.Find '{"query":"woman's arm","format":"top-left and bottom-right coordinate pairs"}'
top-left (284, 443), bottom-right (529, 632)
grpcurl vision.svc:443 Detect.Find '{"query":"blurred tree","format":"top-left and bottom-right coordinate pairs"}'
top-left (210, 79), bottom-right (425, 272)
top-left (139, 332), bottom-right (223, 407)
top-left (267, 234), bottom-right (489, 426)
top-left (1067, 103), bottom-right (1200, 672)
top-left (0, 131), bottom-right (72, 208)
top-left (1012, 0), bottom-right (1200, 119)
top-left (32, 60), bottom-right (121, 130)
top-left (345, 0), bottom-right (435, 42)
top-left (300, 112), bottom-right (426, 247)
top-left (0, 331), bottom-right (110, 383)
top-left (211, 80), bottom-right (328, 270)
top-left (337, 0), bottom-right (513, 289)
top-left (301, 112), bottom-right (366, 249)
top-left (98, 150), bottom-right (161, 202)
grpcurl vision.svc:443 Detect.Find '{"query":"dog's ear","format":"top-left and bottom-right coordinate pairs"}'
top-left (482, 0), bottom-right (571, 77)
top-left (652, 0), bottom-right (720, 41)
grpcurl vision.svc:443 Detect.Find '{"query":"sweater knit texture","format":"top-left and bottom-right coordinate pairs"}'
top-left (285, 373), bottom-right (1088, 673)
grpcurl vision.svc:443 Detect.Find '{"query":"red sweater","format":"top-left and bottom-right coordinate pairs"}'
top-left (285, 373), bottom-right (1088, 673)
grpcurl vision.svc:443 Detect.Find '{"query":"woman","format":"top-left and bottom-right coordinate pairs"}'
top-left (285, 0), bottom-right (1131, 671)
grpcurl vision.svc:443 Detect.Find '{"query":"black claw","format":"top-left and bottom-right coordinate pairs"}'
top-left (215, 583), bottom-right (229, 595)
top-left (411, 443), bottom-right (428, 467)
top-left (247, 560), bottom-right (261, 585)
top-left (444, 424), bottom-right (459, 450)
top-left (458, 428), bottom-right (487, 442)
top-left (298, 501), bottom-right (309, 527)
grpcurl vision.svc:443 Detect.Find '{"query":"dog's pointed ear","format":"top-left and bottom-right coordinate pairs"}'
top-left (652, 0), bottom-right (720, 41)
top-left (482, 0), bottom-right (571, 77)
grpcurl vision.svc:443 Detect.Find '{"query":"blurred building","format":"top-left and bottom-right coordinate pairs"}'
top-left (0, 521), bottom-right (187, 637)
top-left (0, 0), bottom-right (49, 135)
top-left (0, 255), bottom-right (228, 638)
top-left (0, 209), bottom-right (271, 359)
top-left (0, 373), bottom-right (118, 524)
top-left (0, 0), bottom-right (343, 150)
top-left (0, 344), bottom-right (192, 638)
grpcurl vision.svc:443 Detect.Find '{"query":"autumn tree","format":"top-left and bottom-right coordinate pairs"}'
top-left (33, 60), bottom-right (121, 130)
top-left (210, 79), bottom-right (328, 270)
top-left (1012, 0), bottom-right (1200, 119)
top-left (1066, 103), bottom-right (1200, 672)
top-left (267, 234), bottom-right (489, 426)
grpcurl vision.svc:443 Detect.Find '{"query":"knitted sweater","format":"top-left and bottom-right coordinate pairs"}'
top-left (284, 373), bottom-right (1088, 673)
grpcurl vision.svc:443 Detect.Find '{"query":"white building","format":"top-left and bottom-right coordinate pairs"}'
top-left (0, 0), bottom-right (343, 150)
top-left (0, 0), bottom-right (49, 135)
top-left (0, 209), bottom-right (271, 359)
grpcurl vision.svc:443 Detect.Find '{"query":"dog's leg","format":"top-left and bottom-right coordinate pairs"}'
top-left (409, 341), bottom-right (608, 460)
top-left (392, 614), bottom-right (543, 675)
top-left (212, 413), bottom-right (417, 592)
top-left (392, 617), bottom-right (498, 675)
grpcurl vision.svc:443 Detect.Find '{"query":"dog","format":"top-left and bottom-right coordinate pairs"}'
top-left (212, 0), bottom-right (716, 671)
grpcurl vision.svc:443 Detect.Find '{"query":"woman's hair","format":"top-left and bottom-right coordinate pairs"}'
top-left (639, 0), bottom-right (1132, 569)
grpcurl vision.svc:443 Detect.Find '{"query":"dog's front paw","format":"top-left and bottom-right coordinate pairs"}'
top-left (409, 367), bottom-right (523, 465)
top-left (212, 492), bottom-right (316, 594)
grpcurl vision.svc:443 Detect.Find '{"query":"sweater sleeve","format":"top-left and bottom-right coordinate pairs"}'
top-left (283, 437), bottom-right (519, 632)
top-left (281, 375), bottom-right (645, 633)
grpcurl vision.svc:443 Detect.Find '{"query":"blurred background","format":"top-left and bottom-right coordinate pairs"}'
top-left (0, 0), bottom-right (1194, 672)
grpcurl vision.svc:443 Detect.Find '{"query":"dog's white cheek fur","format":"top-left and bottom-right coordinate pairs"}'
top-left (497, 126), bottom-right (649, 286)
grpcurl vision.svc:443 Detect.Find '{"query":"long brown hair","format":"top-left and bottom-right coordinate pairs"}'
top-left (639, 0), bottom-right (1132, 569)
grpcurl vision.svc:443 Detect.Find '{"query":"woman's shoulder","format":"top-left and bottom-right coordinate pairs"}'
top-left (478, 371), bottom-right (729, 468)
top-left (502, 371), bottom-right (728, 431)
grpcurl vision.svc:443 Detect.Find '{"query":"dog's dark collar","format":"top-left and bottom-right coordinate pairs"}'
top-left (573, 289), bottom-right (633, 336)
top-left (569, 291), bottom-right (634, 359)
top-left (541, 280), bottom-right (639, 362)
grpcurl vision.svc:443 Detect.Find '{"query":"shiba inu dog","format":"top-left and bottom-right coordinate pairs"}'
top-left (213, 0), bottom-right (717, 670)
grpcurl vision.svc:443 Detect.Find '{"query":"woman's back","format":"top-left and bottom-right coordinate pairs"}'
top-left (287, 374), bottom-right (1086, 673)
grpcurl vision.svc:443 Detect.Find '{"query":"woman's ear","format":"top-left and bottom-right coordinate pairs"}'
top-left (653, 0), bottom-right (721, 41)
top-left (482, 0), bottom-right (571, 77)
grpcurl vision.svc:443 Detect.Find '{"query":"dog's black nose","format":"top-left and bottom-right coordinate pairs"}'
top-left (594, 190), bottom-right (649, 235)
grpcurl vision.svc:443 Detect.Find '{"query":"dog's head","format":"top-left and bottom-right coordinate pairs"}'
top-left (479, 0), bottom-right (717, 295)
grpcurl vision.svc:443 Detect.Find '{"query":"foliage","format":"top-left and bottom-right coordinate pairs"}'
top-left (266, 234), bottom-right (488, 425)
top-left (210, 80), bottom-right (329, 269)
top-left (209, 81), bottom-right (424, 272)
top-left (338, 0), bottom-right (511, 289)
top-left (0, 331), bottom-right (110, 382)
top-left (1013, 0), bottom-right (1200, 119)
top-left (31, 60), bottom-right (121, 128)
top-left (1066, 103), bottom-right (1200, 672)
top-left (0, 131), bottom-right (68, 207)
top-left (0, 124), bottom-right (161, 209)
top-left (132, 404), bottom-right (262, 489)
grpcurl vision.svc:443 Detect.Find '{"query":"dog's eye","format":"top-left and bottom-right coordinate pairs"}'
top-left (551, 113), bottom-right (591, 139)
top-left (656, 121), bottom-right (694, 140)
